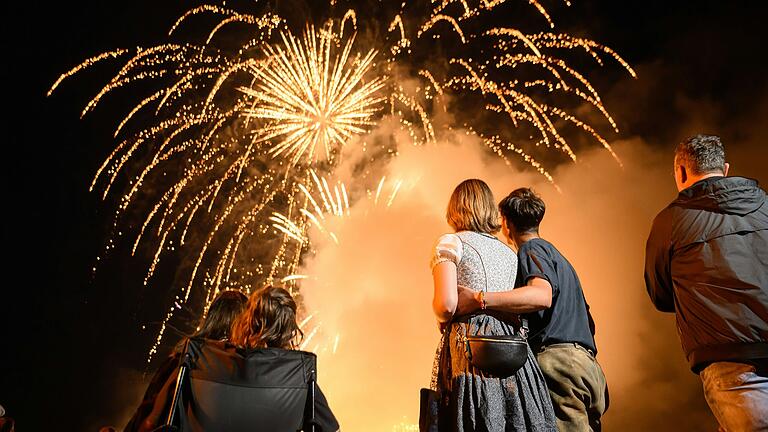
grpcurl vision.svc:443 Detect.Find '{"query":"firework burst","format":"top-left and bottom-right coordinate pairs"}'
top-left (240, 25), bottom-right (386, 165)
top-left (49, 0), bottom-right (634, 360)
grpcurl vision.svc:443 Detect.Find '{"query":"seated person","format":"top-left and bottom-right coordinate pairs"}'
top-left (125, 290), bottom-right (247, 432)
top-left (143, 286), bottom-right (339, 432)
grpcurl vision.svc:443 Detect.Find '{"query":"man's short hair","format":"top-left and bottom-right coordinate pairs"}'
top-left (675, 134), bottom-right (726, 175)
top-left (499, 187), bottom-right (545, 233)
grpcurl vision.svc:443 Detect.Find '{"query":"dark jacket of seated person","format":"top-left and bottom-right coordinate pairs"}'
top-left (125, 290), bottom-right (248, 432)
top-left (140, 286), bottom-right (338, 432)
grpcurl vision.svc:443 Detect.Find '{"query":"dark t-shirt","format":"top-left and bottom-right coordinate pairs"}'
top-left (517, 238), bottom-right (597, 354)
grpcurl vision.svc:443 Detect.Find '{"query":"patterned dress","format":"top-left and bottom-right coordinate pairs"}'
top-left (432, 231), bottom-right (557, 432)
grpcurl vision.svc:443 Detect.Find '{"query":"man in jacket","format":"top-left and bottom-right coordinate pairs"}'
top-left (645, 134), bottom-right (768, 431)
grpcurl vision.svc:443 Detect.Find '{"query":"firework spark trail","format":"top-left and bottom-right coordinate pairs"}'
top-left (340, 9), bottom-right (357, 36)
top-left (47, 49), bottom-right (130, 96)
top-left (270, 172), bottom-right (406, 355)
top-left (49, 0), bottom-right (634, 363)
top-left (419, 14), bottom-right (467, 43)
top-left (270, 170), bottom-right (404, 262)
top-left (439, 24), bottom-right (635, 165)
top-left (388, 15), bottom-right (411, 56)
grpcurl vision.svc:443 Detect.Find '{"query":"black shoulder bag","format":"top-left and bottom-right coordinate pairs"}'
top-left (464, 317), bottom-right (529, 377)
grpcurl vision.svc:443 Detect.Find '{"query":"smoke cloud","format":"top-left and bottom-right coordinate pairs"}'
top-left (298, 123), bottom-right (721, 430)
top-left (98, 67), bottom-right (768, 432)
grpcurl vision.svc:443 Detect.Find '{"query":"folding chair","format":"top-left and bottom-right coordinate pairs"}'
top-left (159, 338), bottom-right (324, 432)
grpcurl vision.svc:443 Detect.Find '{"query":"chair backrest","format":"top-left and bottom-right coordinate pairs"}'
top-left (177, 339), bottom-right (316, 432)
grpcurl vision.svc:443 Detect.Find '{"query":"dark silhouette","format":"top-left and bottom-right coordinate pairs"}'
top-left (123, 290), bottom-right (247, 432)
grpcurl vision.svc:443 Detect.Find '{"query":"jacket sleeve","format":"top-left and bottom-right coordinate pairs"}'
top-left (311, 384), bottom-right (340, 432)
top-left (123, 353), bottom-right (180, 431)
top-left (644, 211), bottom-right (675, 313)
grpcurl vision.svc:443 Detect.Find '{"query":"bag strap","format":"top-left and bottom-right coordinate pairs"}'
top-left (462, 319), bottom-right (472, 362)
top-left (429, 325), bottom-right (450, 391)
top-left (519, 317), bottom-right (529, 338)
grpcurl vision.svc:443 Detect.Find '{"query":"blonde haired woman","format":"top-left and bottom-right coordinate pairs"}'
top-left (431, 179), bottom-right (556, 431)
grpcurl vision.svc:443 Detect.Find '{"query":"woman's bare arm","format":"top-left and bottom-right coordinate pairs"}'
top-left (432, 261), bottom-right (458, 323)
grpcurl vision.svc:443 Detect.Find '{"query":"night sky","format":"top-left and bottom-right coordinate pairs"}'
top-left (3, 1), bottom-right (767, 430)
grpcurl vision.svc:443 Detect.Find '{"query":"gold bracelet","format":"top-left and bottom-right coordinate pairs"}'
top-left (479, 291), bottom-right (487, 310)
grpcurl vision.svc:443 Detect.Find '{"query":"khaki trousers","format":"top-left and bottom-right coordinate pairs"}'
top-left (536, 343), bottom-right (608, 432)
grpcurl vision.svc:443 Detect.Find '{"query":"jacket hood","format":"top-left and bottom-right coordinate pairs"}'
top-left (674, 176), bottom-right (766, 216)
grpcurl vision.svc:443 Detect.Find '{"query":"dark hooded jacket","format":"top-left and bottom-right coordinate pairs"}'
top-left (645, 176), bottom-right (768, 372)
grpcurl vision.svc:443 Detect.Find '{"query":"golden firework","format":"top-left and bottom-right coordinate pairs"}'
top-left (240, 25), bottom-right (386, 165)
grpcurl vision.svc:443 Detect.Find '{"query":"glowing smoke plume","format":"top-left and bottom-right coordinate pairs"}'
top-left (49, 2), bottom-right (638, 426)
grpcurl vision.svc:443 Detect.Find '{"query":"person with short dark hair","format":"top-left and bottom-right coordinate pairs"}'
top-left (645, 134), bottom-right (768, 431)
top-left (455, 187), bottom-right (607, 431)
